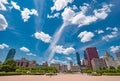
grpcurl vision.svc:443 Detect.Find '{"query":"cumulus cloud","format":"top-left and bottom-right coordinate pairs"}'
top-left (0, 43), bottom-right (9, 49)
top-left (110, 46), bottom-right (120, 53)
top-left (11, 1), bottom-right (20, 11)
top-left (55, 45), bottom-right (75, 55)
top-left (34, 32), bottom-right (52, 43)
top-left (0, 0), bottom-right (8, 11)
top-left (26, 53), bottom-right (37, 56)
top-left (95, 29), bottom-right (104, 34)
top-left (51, 0), bottom-right (73, 12)
top-left (61, 3), bottom-right (112, 27)
top-left (93, 4), bottom-right (112, 19)
top-left (0, 14), bottom-right (8, 31)
top-left (21, 8), bottom-right (38, 22)
top-left (47, 13), bottom-right (60, 18)
top-left (102, 27), bottom-right (118, 41)
top-left (20, 47), bottom-right (30, 52)
top-left (78, 31), bottom-right (94, 43)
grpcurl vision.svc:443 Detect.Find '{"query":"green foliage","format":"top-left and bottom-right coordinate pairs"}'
top-left (117, 65), bottom-right (120, 70)
top-left (2, 59), bottom-right (16, 72)
top-left (0, 72), bottom-right (21, 76)
top-left (103, 73), bottom-right (120, 76)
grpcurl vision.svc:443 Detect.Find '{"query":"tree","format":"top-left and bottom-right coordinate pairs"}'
top-left (117, 65), bottom-right (120, 70)
top-left (2, 59), bottom-right (16, 72)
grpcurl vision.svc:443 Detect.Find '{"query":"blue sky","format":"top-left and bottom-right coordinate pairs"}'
top-left (0, 0), bottom-right (120, 65)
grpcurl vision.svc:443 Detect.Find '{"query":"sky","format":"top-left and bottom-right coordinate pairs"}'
top-left (0, 0), bottom-right (120, 65)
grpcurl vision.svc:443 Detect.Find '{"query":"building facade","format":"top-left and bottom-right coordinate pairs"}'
top-left (84, 47), bottom-right (99, 68)
top-left (70, 61), bottom-right (80, 72)
top-left (91, 58), bottom-right (106, 70)
top-left (116, 51), bottom-right (120, 61)
top-left (16, 58), bottom-right (36, 67)
top-left (60, 65), bottom-right (68, 72)
top-left (5, 48), bottom-right (16, 61)
top-left (103, 51), bottom-right (117, 68)
top-left (76, 52), bottom-right (81, 66)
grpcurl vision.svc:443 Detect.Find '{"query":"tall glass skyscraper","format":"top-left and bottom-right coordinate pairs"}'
top-left (85, 47), bottom-right (99, 68)
top-left (5, 48), bottom-right (16, 61)
top-left (76, 52), bottom-right (81, 66)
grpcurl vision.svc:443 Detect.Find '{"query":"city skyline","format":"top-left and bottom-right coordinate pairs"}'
top-left (0, 0), bottom-right (120, 64)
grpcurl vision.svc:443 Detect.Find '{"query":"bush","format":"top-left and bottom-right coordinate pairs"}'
top-left (0, 72), bottom-right (22, 76)
top-left (103, 73), bottom-right (120, 76)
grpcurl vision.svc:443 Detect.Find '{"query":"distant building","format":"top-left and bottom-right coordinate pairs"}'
top-left (5, 48), bottom-right (16, 61)
top-left (115, 60), bottom-right (120, 66)
top-left (91, 58), bottom-right (106, 70)
top-left (50, 63), bottom-right (60, 72)
top-left (84, 47), bottom-right (99, 68)
top-left (42, 61), bottom-right (48, 66)
top-left (116, 51), bottom-right (120, 61)
top-left (60, 65), bottom-right (68, 72)
top-left (103, 51), bottom-right (117, 68)
top-left (70, 61), bottom-right (80, 72)
top-left (76, 52), bottom-right (81, 66)
top-left (29, 61), bottom-right (37, 67)
top-left (16, 58), bottom-right (36, 67)
top-left (82, 59), bottom-right (88, 66)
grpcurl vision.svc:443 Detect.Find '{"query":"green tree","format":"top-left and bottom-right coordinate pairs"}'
top-left (2, 59), bottom-right (16, 72)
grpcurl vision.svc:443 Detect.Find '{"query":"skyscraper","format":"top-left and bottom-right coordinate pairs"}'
top-left (103, 51), bottom-right (117, 68)
top-left (5, 48), bottom-right (16, 61)
top-left (76, 52), bottom-right (81, 66)
top-left (84, 47), bottom-right (99, 68)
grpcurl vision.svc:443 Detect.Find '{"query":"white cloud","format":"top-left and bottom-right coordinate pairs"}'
top-left (0, 0), bottom-right (8, 11)
top-left (72, 5), bottom-right (78, 10)
top-left (47, 13), bottom-right (60, 18)
top-left (0, 43), bottom-right (9, 49)
top-left (0, 14), bottom-right (8, 31)
top-left (106, 27), bottom-right (118, 32)
top-left (110, 46), bottom-right (120, 53)
top-left (20, 47), bottom-right (30, 52)
top-left (66, 57), bottom-right (72, 61)
top-left (61, 3), bottom-right (112, 27)
top-left (11, 1), bottom-right (20, 11)
top-left (94, 4), bottom-right (112, 19)
top-left (102, 27), bottom-right (118, 41)
top-left (62, 7), bottom-right (75, 22)
top-left (21, 8), bottom-right (38, 22)
top-left (50, 58), bottom-right (67, 64)
top-left (78, 31), bottom-right (94, 43)
top-left (26, 53), bottom-right (36, 56)
top-left (95, 30), bottom-right (104, 34)
top-left (51, 0), bottom-right (73, 12)
top-left (55, 45), bottom-right (75, 55)
top-left (34, 32), bottom-right (52, 43)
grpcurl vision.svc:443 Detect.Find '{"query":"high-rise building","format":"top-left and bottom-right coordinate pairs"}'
top-left (84, 47), bottom-right (99, 68)
top-left (103, 51), bottom-right (117, 68)
top-left (116, 51), bottom-right (120, 61)
top-left (76, 52), bottom-right (81, 66)
top-left (5, 48), bottom-right (16, 61)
